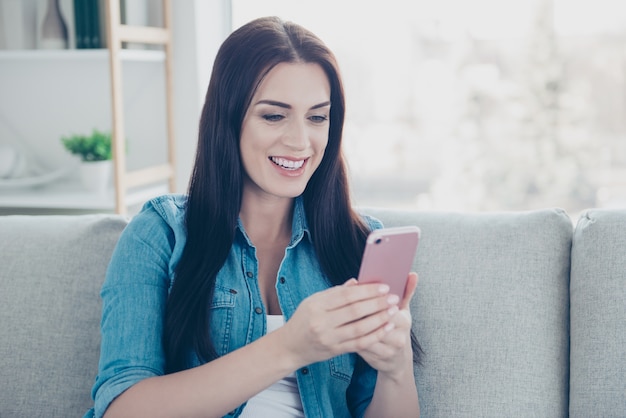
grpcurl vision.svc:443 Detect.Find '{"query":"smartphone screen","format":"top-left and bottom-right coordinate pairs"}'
top-left (357, 226), bottom-right (420, 297)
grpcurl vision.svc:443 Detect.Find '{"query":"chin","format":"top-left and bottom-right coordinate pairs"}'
top-left (271, 184), bottom-right (307, 199)
top-left (277, 189), bottom-right (306, 199)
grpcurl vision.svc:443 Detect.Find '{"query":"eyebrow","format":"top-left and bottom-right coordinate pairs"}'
top-left (255, 99), bottom-right (331, 110)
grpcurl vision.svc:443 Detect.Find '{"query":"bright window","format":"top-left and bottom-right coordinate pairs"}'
top-left (232, 0), bottom-right (626, 215)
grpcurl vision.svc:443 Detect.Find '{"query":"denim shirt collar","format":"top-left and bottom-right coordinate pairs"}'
top-left (235, 196), bottom-right (311, 248)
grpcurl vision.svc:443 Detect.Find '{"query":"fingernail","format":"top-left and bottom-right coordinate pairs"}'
top-left (378, 284), bottom-right (390, 294)
top-left (387, 294), bottom-right (399, 305)
top-left (388, 305), bottom-right (399, 315)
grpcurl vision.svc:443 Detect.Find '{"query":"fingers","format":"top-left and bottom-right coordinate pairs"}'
top-left (325, 274), bottom-right (416, 336)
top-left (322, 280), bottom-right (391, 311)
top-left (343, 278), bottom-right (358, 287)
top-left (357, 309), bottom-right (413, 368)
top-left (325, 291), bottom-right (400, 333)
top-left (333, 299), bottom-right (399, 341)
top-left (306, 280), bottom-right (401, 347)
top-left (332, 290), bottom-right (413, 353)
top-left (289, 276), bottom-right (415, 361)
top-left (387, 308), bottom-right (412, 336)
top-left (339, 272), bottom-right (418, 313)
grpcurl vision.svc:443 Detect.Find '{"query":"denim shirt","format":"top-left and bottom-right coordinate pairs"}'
top-left (85, 194), bottom-right (381, 418)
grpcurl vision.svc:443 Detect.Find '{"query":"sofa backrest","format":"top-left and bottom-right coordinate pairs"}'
top-left (366, 208), bottom-right (573, 418)
top-left (0, 215), bottom-right (129, 418)
top-left (570, 209), bottom-right (626, 417)
top-left (4, 208), bottom-right (625, 417)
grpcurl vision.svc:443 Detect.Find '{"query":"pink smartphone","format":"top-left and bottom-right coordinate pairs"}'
top-left (357, 226), bottom-right (421, 297)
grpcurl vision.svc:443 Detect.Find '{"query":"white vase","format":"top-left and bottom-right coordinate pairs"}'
top-left (79, 160), bottom-right (112, 193)
top-left (40, 0), bottom-right (68, 49)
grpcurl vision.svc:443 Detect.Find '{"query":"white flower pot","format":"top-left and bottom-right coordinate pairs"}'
top-left (0, 144), bottom-right (26, 179)
top-left (79, 160), bottom-right (112, 193)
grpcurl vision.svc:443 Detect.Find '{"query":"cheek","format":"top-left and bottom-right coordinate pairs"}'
top-left (238, 134), bottom-right (258, 174)
top-left (313, 130), bottom-right (330, 154)
top-left (310, 134), bottom-right (330, 172)
top-left (239, 125), bottom-right (264, 157)
top-left (242, 122), bottom-right (279, 150)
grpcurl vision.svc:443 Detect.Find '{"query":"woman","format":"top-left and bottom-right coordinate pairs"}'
top-left (87, 16), bottom-right (421, 418)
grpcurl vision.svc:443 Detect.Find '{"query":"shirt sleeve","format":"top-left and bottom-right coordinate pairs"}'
top-left (90, 203), bottom-right (174, 418)
top-left (361, 213), bottom-right (384, 232)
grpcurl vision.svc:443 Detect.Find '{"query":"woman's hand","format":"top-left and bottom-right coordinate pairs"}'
top-left (353, 273), bottom-right (418, 379)
top-left (279, 280), bottom-right (401, 367)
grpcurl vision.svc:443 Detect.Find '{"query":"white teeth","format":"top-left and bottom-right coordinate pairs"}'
top-left (270, 157), bottom-right (305, 169)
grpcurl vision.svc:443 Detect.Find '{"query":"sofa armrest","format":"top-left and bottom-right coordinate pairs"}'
top-left (570, 209), bottom-right (626, 417)
top-left (0, 214), bottom-right (128, 418)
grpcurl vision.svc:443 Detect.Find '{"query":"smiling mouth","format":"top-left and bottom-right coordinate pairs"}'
top-left (269, 156), bottom-right (306, 170)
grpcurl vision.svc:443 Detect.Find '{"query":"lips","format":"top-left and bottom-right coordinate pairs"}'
top-left (269, 156), bottom-right (306, 170)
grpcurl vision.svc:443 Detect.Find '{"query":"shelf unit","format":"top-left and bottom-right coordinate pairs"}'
top-left (105, 0), bottom-right (176, 214)
top-left (0, 0), bottom-right (176, 215)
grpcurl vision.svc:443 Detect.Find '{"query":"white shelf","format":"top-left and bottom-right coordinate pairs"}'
top-left (0, 178), bottom-right (168, 211)
top-left (0, 48), bottom-right (165, 62)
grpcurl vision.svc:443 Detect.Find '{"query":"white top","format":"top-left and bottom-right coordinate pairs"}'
top-left (239, 315), bottom-right (304, 418)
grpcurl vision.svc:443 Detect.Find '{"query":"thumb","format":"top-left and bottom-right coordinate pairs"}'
top-left (400, 272), bottom-right (418, 309)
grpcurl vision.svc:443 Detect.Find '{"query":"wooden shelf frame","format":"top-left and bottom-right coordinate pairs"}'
top-left (105, 0), bottom-right (176, 214)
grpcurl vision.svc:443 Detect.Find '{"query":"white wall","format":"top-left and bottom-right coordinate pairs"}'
top-left (171, 0), bottom-right (231, 192)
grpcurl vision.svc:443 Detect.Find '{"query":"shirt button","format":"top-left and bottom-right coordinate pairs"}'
top-left (254, 307), bottom-right (263, 314)
top-left (301, 367), bottom-right (309, 375)
top-left (279, 277), bottom-right (286, 284)
top-left (246, 271), bottom-right (253, 278)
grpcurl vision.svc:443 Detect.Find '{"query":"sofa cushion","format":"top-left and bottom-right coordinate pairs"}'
top-left (364, 208), bottom-right (572, 418)
top-left (0, 215), bottom-right (128, 418)
top-left (570, 209), bottom-right (626, 417)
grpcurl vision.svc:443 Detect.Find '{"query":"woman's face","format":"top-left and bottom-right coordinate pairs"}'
top-left (239, 62), bottom-right (331, 202)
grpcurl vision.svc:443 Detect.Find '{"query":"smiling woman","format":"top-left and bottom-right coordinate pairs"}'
top-left (85, 15), bottom-right (421, 418)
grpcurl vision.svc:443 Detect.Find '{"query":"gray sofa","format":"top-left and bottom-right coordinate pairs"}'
top-left (1, 207), bottom-right (625, 417)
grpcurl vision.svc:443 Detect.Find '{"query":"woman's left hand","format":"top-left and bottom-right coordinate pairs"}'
top-left (350, 272), bottom-right (418, 378)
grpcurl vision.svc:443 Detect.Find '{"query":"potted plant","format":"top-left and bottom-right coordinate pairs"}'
top-left (61, 129), bottom-right (113, 193)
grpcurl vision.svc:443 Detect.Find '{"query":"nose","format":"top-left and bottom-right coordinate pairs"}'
top-left (283, 118), bottom-right (309, 150)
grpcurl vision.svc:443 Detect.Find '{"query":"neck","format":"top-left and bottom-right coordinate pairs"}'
top-left (239, 191), bottom-right (294, 246)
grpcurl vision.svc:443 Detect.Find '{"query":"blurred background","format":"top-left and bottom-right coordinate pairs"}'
top-left (235, 0), bottom-right (626, 216)
top-left (1, 0), bottom-right (624, 216)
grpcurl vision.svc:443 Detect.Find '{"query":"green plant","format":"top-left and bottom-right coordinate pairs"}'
top-left (61, 129), bottom-right (113, 162)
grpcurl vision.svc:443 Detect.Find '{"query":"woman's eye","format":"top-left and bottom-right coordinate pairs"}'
top-left (262, 114), bottom-right (284, 122)
top-left (310, 115), bottom-right (329, 123)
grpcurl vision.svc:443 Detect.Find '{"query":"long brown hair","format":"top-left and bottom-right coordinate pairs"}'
top-left (164, 16), bottom-right (422, 373)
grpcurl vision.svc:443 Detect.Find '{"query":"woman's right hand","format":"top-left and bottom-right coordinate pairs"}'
top-left (279, 279), bottom-right (400, 367)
